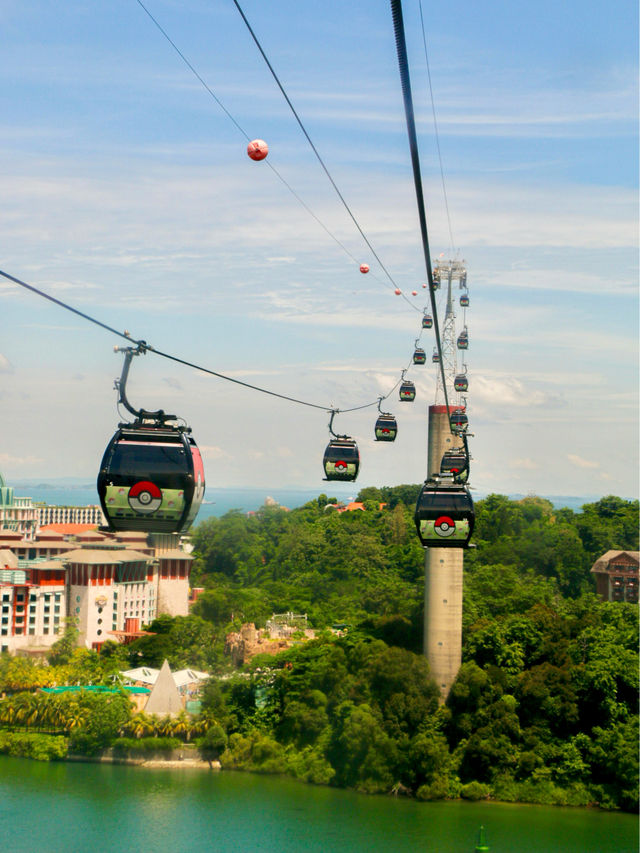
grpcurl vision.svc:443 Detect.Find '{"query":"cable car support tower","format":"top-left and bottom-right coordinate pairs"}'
top-left (390, 0), bottom-right (473, 701)
top-left (434, 262), bottom-right (465, 406)
top-left (426, 260), bottom-right (469, 700)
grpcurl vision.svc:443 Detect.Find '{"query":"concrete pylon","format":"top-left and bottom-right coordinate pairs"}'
top-left (424, 404), bottom-right (464, 701)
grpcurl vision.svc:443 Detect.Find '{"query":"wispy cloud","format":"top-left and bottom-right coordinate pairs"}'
top-left (198, 445), bottom-right (231, 460)
top-left (0, 452), bottom-right (42, 466)
top-left (509, 457), bottom-right (539, 470)
top-left (568, 454), bottom-right (600, 469)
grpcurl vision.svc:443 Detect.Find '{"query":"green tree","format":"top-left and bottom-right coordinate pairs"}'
top-left (47, 617), bottom-right (79, 666)
top-left (198, 723), bottom-right (227, 767)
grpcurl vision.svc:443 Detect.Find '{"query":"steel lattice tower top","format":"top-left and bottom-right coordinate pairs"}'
top-left (433, 260), bottom-right (467, 406)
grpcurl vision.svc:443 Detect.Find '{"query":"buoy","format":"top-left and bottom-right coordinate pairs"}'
top-left (474, 825), bottom-right (490, 852)
top-left (394, 288), bottom-right (401, 295)
top-left (360, 264), bottom-right (370, 274)
top-left (247, 139), bottom-right (268, 161)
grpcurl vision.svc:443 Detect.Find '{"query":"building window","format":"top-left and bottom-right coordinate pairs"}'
top-left (28, 628), bottom-right (35, 636)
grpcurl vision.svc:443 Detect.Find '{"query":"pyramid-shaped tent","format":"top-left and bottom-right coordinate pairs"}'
top-left (144, 659), bottom-right (183, 717)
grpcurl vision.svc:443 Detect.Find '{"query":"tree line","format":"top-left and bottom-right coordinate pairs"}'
top-left (0, 491), bottom-right (637, 809)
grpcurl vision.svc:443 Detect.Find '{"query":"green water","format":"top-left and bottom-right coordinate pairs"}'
top-left (0, 758), bottom-right (637, 853)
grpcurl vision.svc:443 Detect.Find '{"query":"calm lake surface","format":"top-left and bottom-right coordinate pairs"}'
top-left (0, 758), bottom-right (636, 853)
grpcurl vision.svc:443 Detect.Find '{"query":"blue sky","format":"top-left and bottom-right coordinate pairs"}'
top-left (0, 0), bottom-right (637, 499)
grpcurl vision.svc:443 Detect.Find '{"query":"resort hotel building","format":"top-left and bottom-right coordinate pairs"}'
top-left (0, 471), bottom-right (192, 656)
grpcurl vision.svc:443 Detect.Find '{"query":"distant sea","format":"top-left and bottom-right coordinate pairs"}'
top-left (10, 479), bottom-right (605, 524)
top-left (11, 482), bottom-right (363, 524)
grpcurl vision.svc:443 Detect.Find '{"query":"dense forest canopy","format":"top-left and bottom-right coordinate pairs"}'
top-left (0, 491), bottom-right (637, 810)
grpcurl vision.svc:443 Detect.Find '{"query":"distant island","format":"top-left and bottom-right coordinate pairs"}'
top-left (0, 488), bottom-right (637, 812)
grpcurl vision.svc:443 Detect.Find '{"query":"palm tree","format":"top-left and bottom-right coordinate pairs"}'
top-left (124, 713), bottom-right (155, 739)
top-left (62, 700), bottom-right (89, 733)
top-left (156, 715), bottom-right (175, 738)
top-left (170, 711), bottom-right (194, 742)
top-left (0, 698), bottom-right (17, 728)
top-left (13, 693), bottom-right (34, 728)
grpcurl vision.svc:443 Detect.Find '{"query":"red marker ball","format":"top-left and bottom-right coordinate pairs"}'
top-left (422, 282), bottom-right (427, 288)
top-left (360, 263), bottom-right (370, 274)
top-left (411, 290), bottom-right (417, 296)
top-left (394, 288), bottom-right (402, 295)
top-left (247, 139), bottom-right (269, 161)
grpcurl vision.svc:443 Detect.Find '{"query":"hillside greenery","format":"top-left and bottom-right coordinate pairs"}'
top-left (0, 491), bottom-right (637, 809)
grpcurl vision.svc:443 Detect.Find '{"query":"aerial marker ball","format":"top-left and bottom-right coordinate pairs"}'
top-left (247, 139), bottom-right (269, 161)
top-left (411, 290), bottom-right (417, 296)
top-left (422, 283), bottom-right (427, 288)
top-left (360, 263), bottom-right (370, 274)
top-left (394, 288), bottom-right (402, 295)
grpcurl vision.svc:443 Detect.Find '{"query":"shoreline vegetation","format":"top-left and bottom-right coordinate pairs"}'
top-left (0, 491), bottom-right (638, 813)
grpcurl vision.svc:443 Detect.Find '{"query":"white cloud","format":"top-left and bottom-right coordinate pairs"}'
top-left (198, 445), bottom-right (231, 460)
top-left (471, 375), bottom-right (564, 409)
top-left (567, 454), bottom-right (600, 469)
top-left (509, 458), bottom-right (539, 470)
top-left (162, 377), bottom-right (183, 391)
top-left (0, 452), bottom-right (42, 466)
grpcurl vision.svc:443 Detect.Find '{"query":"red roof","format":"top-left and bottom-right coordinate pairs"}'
top-left (38, 524), bottom-right (99, 535)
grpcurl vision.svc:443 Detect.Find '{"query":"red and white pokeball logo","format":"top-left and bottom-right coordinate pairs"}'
top-left (334, 461), bottom-right (347, 471)
top-left (434, 516), bottom-right (455, 537)
top-left (382, 429), bottom-right (390, 434)
top-left (128, 481), bottom-right (162, 515)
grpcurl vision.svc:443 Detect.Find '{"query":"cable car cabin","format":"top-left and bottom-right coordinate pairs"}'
top-left (422, 314), bottom-right (433, 329)
top-left (454, 374), bottom-right (468, 392)
top-left (323, 438), bottom-right (359, 481)
top-left (97, 426), bottom-right (205, 534)
top-left (413, 347), bottom-right (426, 365)
top-left (460, 294), bottom-right (469, 307)
top-left (449, 409), bottom-right (468, 433)
top-left (414, 481), bottom-right (474, 548)
top-left (432, 350), bottom-right (440, 364)
top-left (375, 414), bottom-right (398, 442)
top-left (457, 333), bottom-right (469, 350)
top-left (399, 381), bottom-right (416, 402)
top-left (440, 448), bottom-right (469, 483)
